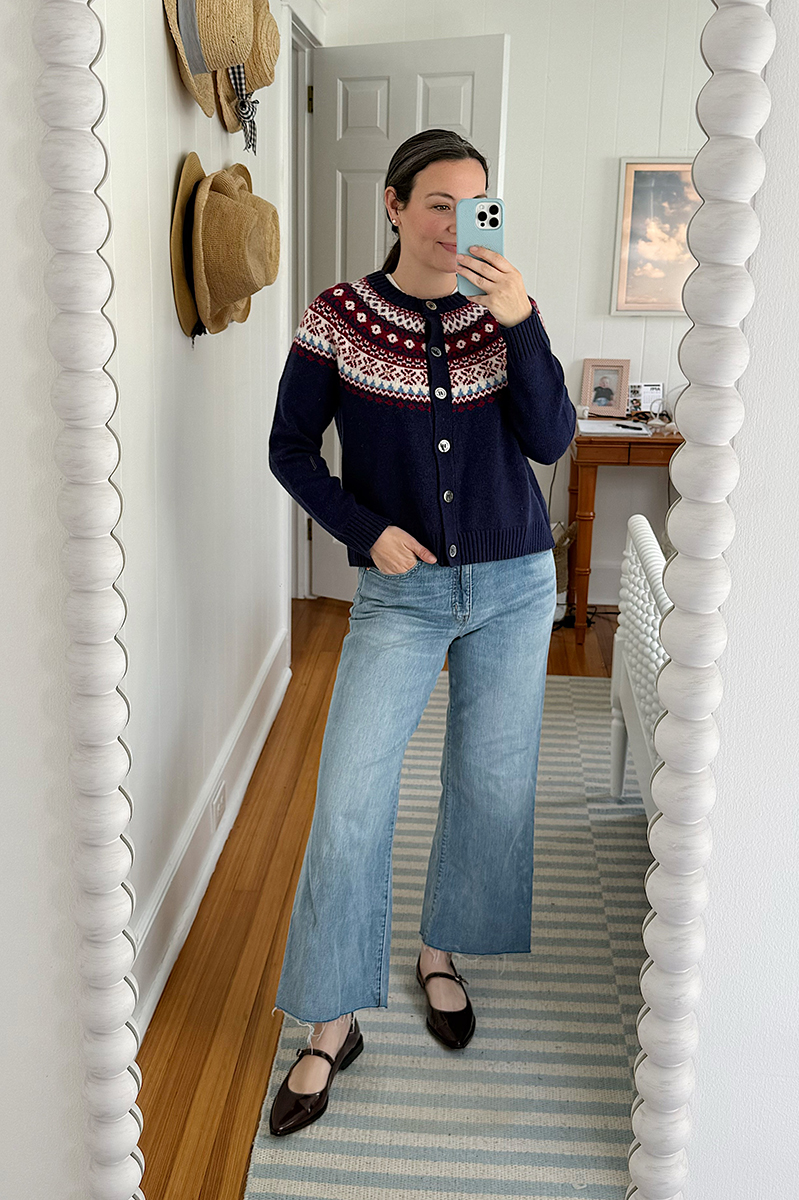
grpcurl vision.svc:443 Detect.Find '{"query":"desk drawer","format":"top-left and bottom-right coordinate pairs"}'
top-left (629, 441), bottom-right (680, 466)
top-left (573, 444), bottom-right (630, 464)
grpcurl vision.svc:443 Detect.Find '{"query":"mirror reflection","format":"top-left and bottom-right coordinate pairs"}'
top-left (126, 2), bottom-right (710, 1196)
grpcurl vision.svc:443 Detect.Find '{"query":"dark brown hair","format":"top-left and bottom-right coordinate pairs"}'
top-left (381, 129), bottom-right (490, 274)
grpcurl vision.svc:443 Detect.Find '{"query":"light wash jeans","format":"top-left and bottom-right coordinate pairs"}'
top-left (273, 549), bottom-right (557, 1026)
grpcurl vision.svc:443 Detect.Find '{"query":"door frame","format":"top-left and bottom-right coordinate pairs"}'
top-left (290, 13), bottom-right (321, 601)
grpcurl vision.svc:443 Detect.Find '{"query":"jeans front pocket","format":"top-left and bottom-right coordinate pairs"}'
top-left (367, 558), bottom-right (423, 580)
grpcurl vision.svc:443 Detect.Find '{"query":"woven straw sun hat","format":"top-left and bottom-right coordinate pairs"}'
top-left (163, 0), bottom-right (254, 116)
top-left (174, 55), bottom-right (215, 117)
top-left (214, 0), bottom-right (281, 132)
top-left (170, 151), bottom-right (280, 337)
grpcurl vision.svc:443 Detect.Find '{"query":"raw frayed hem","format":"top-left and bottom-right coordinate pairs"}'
top-left (271, 1004), bottom-right (369, 1048)
top-left (271, 1005), bottom-right (316, 1047)
top-left (419, 947), bottom-right (534, 977)
top-left (452, 951), bottom-right (513, 976)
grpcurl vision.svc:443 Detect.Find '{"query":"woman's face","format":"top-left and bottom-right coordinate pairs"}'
top-left (386, 157), bottom-right (488, 273)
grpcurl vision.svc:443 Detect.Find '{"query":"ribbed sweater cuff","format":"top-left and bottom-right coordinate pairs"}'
top-left (341, 508), bottom-right (393, 557)
top-left (499, 307), bottom-right (549, 358)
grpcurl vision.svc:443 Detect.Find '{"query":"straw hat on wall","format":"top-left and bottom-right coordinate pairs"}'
top-left (174, 53), bottom-right (215, 117)
top-left (214, 0), bottom-right (281, 132)
top-left (170, 151), bottom-right (280, 337)
top-left (163, 0), bottom-right (254, 116)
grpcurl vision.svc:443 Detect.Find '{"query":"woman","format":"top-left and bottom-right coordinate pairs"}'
top-left (266, 129), bottom-right (576, 1136)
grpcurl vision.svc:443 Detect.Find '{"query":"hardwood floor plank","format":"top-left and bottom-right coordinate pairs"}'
top-left (198, 870), bottom-right (297, 1200)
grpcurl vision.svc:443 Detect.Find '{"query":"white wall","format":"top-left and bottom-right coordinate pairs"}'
top-left (325, 0), bottom-right (713, 602)
top-left (0, 4), bottom-right (87, 1195)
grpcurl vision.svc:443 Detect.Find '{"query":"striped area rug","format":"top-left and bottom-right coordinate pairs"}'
top-left (244, 674), bottom-right (651, 1200)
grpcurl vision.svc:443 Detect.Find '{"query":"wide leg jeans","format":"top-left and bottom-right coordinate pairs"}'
top-left (273, 549), bottom-right (557, 1025)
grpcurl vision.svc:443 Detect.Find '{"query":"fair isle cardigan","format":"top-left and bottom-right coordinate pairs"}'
top-left (268, 269), bottom-right (576, 569)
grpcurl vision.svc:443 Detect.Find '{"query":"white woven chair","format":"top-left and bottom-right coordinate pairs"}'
top-left (610, 514), bottom-right (673, 821)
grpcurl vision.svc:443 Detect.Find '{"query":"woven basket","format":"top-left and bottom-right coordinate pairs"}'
top-left (551, 520), bottom-right (578, 595)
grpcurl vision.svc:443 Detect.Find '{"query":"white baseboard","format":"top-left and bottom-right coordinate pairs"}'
top-left (584, 561), bottom-right (623, 606)
top-left (130, 625), bottom-right (292, 1040)
top-left (556, 560), bottom-right (623, 608)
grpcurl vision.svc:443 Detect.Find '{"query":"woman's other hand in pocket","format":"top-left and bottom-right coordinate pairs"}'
top-left (369, 526), bottom-right (437, 574)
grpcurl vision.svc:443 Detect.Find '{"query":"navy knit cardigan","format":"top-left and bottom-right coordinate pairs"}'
top-left (268, 269), bottom-right (576, 569)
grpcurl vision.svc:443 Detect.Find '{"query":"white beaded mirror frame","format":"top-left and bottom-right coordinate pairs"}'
top-left (31, 1), bottom-right (776, 1197)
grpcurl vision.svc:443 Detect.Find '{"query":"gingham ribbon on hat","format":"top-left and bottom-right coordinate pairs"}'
top-left (227, 64), bottom-right (259, 153)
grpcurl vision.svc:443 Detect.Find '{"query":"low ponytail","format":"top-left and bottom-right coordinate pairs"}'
top-left (383, 229), bottom-right (401, 275)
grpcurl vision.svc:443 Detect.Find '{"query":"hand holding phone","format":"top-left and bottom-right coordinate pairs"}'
top-left (455, 198), bottom-right (534, 328)
top-left (455, 198), bottom-right (505, 296)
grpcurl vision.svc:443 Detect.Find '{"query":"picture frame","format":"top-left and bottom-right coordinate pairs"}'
top-left (581, 357), bottom-right (630, 418)
top-left (611, 158), bottom-right (702, 315)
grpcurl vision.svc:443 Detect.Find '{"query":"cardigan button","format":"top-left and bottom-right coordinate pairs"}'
top-left (449, 544), bottom-right (457, 557)
top-left (430, 346), bottom-right (442, 357)
top-left (437, 439), bottom-right (450, 452)
top-left (425, 300), bottom-right (437, 310)
top-left (444, 490), bottom-right (453, 502)
top-left (434, 387), bottom-right (447, 399)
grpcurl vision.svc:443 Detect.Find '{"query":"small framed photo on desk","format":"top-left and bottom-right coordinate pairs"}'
top-left (580, 357), bottom-right (630, 418)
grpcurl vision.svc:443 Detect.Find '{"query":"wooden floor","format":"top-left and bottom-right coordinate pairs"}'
top-left (135, 597), bottom-right (619, 1200)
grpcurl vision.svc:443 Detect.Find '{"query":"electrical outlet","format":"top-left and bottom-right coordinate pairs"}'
top-left (210, 781), bottom-right (226, 831)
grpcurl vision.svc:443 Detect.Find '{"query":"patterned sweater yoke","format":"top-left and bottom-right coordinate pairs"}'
top-left (268, 269), bottom-right (577, 569)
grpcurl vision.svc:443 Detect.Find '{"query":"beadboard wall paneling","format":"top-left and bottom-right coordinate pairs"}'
top-left (326, 0), bottom-right (712, 602)
top-left (91, 0), bottom-right (325, 1034)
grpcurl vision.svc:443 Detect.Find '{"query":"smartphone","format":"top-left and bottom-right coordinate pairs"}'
top-left (455, 197), bottom-right (505, 296)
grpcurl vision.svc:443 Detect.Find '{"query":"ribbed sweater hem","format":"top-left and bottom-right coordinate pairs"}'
top-left (346, 523), bottom-right (555, 568)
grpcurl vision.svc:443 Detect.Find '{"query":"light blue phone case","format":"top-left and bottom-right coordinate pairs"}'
top-left (456, 197), bottom-right (505, 296)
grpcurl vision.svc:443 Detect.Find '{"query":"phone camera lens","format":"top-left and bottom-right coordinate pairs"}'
top-left (489, 217), bottom-right (499, 227)
top-left (489, 204), bottom-right (499, 215)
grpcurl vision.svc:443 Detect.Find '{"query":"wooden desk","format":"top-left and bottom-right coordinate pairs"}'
top-left (566, 429), bottom-right (684, 645)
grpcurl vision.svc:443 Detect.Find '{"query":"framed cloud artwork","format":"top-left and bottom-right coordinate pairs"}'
top-left (611, 158), bottom-right (702, 315)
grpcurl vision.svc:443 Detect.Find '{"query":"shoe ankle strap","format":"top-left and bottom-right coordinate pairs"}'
top-left (296, 1046), bottom-right (335, 1067)
top-left (295, 1012), bottom-right (355, 1066)
top-left (418, 951), bottom-right (468, 986)
top-left (420, 968), bottom-right (469, 985)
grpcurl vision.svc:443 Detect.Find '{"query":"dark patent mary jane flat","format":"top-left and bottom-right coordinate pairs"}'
top-left (269, 1013), bottom-right (363, 1136)
top-left (416, 951), bottom-right (476, 1049)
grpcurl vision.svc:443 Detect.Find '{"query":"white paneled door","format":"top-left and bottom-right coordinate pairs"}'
top-left (306, 34), bottom-right (510, 601)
